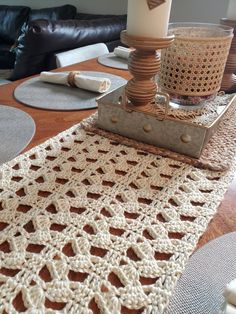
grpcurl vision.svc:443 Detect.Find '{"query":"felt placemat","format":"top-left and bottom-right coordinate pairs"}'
top-left (98, 53), bottom-right (128, 70)
top-left (166, 232), bottom-right (236, 314)
top-left (0, 79), bottom-right (10, 85)
top-left (14, 71), bottom-right (126, 111)
top-left (0, 105), bottom-right (35, 164)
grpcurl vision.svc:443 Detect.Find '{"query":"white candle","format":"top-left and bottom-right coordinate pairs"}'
top-left (127, 0), bottom-right (172, 38)
top-left (227, 0), bottom-right (236, 20)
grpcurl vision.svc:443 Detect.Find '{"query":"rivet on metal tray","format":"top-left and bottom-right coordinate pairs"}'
top-left (143, 124), bottom-right (152, 133)
top-left (118, 96), bottom-right (123, 105)
top-left (111, 116), bottom-right (118, 123)
top-left (181, 134), bottom-right (191, 143)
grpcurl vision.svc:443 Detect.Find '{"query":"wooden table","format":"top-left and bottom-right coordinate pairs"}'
top-left (0, 58), bottom-right (235, 313)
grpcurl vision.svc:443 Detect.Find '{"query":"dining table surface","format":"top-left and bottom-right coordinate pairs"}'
top-left (0, 58), bottom-right (235, 313)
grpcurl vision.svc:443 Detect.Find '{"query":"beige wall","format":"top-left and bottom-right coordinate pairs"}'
top-left (0, 0), bottom-right (230, 21)
top-left (171, 0), bottom-right (228, 23)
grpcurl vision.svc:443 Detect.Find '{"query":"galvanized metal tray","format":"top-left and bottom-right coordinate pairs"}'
top-left (97, 86), bottom-right (235, 158)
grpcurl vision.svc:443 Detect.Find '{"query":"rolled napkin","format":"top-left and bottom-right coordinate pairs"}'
top-left (39, 71), bottom-right (111, 93)
top-left (224, 279), bottom-right (236, 307)
top-left (113, 46), bottom-right (132, 59)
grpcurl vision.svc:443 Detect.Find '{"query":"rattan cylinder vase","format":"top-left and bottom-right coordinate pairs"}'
top-left (159, 23), bottom-right (233, 106)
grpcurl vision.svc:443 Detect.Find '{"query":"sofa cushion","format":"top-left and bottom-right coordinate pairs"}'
top-left (0, 5), bottom-right (30, 43)
top-left (0, 42), bottom-right (15, 69)
top-left (29, 5), bottom-right (77, 22)
top-left (11, 16), bottom-right (127, 80)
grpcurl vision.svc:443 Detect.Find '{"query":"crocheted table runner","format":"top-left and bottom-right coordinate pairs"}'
top-left (86, 94), bottom-right (236, 171)
top-left (155, 93), bottom-right (233, 126)
top-left (0, 117), bottom-right (235, 314)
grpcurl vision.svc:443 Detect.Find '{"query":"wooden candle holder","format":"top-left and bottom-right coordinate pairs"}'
top-left (120, 30), bottom-right (174, 110)
top-left (221, 18), bottom-right (236, 93)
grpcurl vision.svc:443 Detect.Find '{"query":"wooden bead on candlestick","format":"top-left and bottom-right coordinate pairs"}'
top-left (121, 30), bottom-right (174, 108)
top-left (125, 50), bottom-right (161, 106)
top-left (221, 18), bottom-right (236, 93)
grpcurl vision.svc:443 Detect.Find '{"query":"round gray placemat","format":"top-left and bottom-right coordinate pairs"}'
top-left (14, 71), bottom-right (127, 111)
top-left (0, 105), bottom-right (35, 165)
top-left (0, 79), bottom-right (10, 86)
top-left (166, 232), bottom-right (236, 314)
top-left (98, 53), bottom-right (128, 70)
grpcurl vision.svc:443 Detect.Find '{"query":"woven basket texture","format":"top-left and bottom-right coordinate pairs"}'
top-left (160, 26), bottom-right (233, 97)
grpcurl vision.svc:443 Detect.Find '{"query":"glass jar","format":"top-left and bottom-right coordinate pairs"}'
top-left (159, 23), bottom-right (233, 106)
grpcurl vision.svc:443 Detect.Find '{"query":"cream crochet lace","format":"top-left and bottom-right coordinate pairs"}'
top-left (155, 93), bottom-right (232, 126)
top-left (0, 118), bottom-right (235, 314)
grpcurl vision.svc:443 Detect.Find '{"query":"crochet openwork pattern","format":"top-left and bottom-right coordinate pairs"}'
top-left (0, 119), bottom-right (235, 314)
top-left (155, 94), bottom-right (232, 125)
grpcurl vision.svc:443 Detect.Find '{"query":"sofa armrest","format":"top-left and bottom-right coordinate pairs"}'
top-left (0, 5), bottom-right (30, 44)
top-left (10, 16), bottom-right (127, 80)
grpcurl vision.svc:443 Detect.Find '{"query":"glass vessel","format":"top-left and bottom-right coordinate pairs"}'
top-left (159, 23), bottom-right (233, 107)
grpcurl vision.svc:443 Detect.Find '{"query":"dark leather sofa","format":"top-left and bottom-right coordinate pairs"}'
top-left (0, 5), bottom-right (76, 70)
top-left (0, 5), bottom-right (126, 80)
top-left (0, 5), bottom-right (30, 70)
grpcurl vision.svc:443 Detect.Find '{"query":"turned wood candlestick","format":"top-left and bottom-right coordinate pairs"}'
top-left (221, 18), bottom-right (236, 93)
top-left (120, 30), bottom-right (174, 109)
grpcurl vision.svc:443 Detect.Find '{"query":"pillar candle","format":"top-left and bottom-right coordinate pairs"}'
top-left (127, 0), bottom-right (172, 38)
top-left (227, 0), bottom-right (236, 20)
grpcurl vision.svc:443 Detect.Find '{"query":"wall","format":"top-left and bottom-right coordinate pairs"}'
top-left (0, 0), bottom-right (230, 20)
top-left (170, 0), bottom-right (228, 23)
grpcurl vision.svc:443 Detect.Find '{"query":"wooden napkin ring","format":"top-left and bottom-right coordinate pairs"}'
top-left (67, 71), bottom-right (80, 87)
